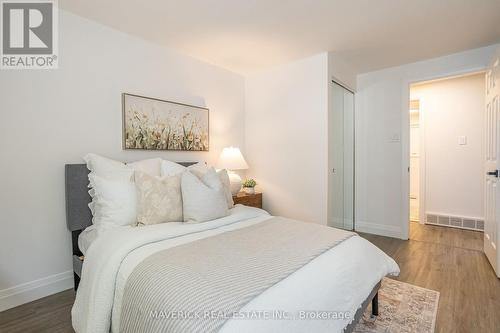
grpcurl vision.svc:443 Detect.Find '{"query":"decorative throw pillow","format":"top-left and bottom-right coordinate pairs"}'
top-left (127, 158), bottom-right (162, 176)
top-left (135, 171), bottom-right (183, 226)
top-left (88, 173), bottom-right (137, 227)
top-left (181, 169), bottom-right (229, 223)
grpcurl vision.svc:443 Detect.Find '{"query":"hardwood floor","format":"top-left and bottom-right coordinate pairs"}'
top-left (0, 287), bottom-right (74, 333)
top-left (360, 222), bottom-right (500, 333)
top-left (0, 222), bottom-right (498, 333)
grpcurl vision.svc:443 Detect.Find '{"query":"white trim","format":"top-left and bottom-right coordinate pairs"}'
top-left (401, 66), bottom-right (488, 240)
top-left (401, 82), bottom-right (410, 240)
top-left (418, 99), bottom-right (427, 225)
top-left (0, 270), bottom-right (73, 312)
top-left (331, 75), bottom-right (356, 94)
top-left (355, 220), bottom-right (403, 239)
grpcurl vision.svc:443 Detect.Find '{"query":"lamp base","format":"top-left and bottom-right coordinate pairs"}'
top-left (227, 171), bottom-right (242, 195)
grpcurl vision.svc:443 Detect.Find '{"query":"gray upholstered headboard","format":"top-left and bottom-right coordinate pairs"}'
top-left (64, 162), bottom-right (196, 255)
top-left (65, 164), bottom-right (93, 232)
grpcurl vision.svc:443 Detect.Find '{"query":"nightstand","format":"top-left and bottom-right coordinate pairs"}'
top-left (233, 192), bottom-right (262, 209)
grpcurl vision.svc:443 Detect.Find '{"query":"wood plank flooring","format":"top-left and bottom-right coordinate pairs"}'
top-left (361, 222), bottom-right (500, 333)
top-left (0, 222), bottom-right (499, 333)
top-left (0, 287), bottom-right (74, 333)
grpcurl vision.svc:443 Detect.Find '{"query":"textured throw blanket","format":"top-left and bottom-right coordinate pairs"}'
top-left (118, 217), bottom-right (355, 333)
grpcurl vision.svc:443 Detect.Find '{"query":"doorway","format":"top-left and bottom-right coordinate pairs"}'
top-left (408, 72), bottom-right (486, 235)
top-left (328, 81), bottom-right (355, 231)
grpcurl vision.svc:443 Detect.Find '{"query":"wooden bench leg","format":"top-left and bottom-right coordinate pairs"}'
top-left (371, 292), bottom-right (379, 317)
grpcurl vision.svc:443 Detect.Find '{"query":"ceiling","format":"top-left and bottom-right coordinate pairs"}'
top-left (61, 0), bottom-right (500, 75)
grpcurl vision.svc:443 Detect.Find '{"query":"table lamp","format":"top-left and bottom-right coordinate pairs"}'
top-left (215, 147), bottom-right (249, 195)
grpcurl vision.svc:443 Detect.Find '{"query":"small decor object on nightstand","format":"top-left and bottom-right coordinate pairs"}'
top-left (242, 179), bottom-right (257, 194)
top-left (215, 147), bottom-right (249, 195)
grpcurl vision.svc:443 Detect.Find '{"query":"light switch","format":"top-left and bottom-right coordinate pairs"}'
top-left (458, 136), bottom-right (467, 145)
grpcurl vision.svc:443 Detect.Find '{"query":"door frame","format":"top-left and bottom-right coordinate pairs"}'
top-left (417, 103), bottom-right (427, 225)
top-left (401, 68), bottom-right (487, 239)
top-left (408, 99), bottom-right (426, 225)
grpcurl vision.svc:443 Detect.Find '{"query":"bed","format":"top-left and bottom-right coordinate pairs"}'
top-left (65, 163), bottom-right (399, 333)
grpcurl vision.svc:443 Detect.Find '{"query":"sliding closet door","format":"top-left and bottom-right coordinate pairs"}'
top-left (328, 82), bottom-right (354, 230)
top-left (329, 83), bottom-right (345, 229)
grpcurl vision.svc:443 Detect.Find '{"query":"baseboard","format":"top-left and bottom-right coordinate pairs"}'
top-left (355, 221), bottom-right (403, 239)
top-left (0, 270), bottom-right (74, 312)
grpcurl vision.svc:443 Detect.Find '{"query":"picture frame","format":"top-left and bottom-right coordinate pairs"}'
top-left (122, 93), bottom-right (209, 151)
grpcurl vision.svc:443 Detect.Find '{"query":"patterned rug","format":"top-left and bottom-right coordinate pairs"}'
top-left (354, 278), bottom-right (439, 333)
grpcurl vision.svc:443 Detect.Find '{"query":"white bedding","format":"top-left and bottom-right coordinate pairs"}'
top-left (78, 225), bottom-right (98, 255)
top-left (72, 205), bottom-right (399, 333)
top-left (78, 223), bottom-right (122, 255)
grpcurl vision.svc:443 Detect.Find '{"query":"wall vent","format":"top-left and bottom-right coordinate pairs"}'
top-left (426, 214), bottom-right (438, 224)
top-left (450, 217), bottom-right (462, 227)
top-left (463, 219), bottom-right (476, 229)
top-left (438, 216), bottom-right (450, 225)
top-left (425, 213), bottom-right (483, 232)
top-left (476, 220), bottom-right (485, 230)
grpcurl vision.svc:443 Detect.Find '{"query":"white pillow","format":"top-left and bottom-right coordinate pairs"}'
top-left (187, 162), bottom-right (209, 176)
top-left (161, 160), bottom-right (188, 177)
top-left (216, 169), bottom-right (234, 208)
top-left (88, 174), bottom-right (137, 227)
top-left (84, 153), bottom-right (133, 181)
top-left (161, 160), bottom-right (233, 208)
top-left (84, 154), bottom-right (134, 226)
top-left (84, 153), bottom-right (162, 227)
top-left (127, 158), bottom-right (162, 176)
top-left (183, 164), bottom-right (233, 208)
top-left (181, 169), bottom-right (229, 223)
top-left (184, 165), bottom-right (234, 209)
top-left (161, 160), bottom-right (210, 176)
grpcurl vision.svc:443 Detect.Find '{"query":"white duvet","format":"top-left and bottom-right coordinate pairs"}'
top-left (72, 205), bottom-right (399, 333)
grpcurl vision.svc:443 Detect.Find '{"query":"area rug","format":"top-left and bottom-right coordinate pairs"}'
top-left (353, 278), bottom-right (439, 333)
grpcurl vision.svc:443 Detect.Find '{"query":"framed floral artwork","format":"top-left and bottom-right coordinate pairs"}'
top-left (122, 93), bottom-right (209, 151)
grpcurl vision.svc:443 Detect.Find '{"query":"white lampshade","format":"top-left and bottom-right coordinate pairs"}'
top-left (215, 147), bottom-right (249, 170)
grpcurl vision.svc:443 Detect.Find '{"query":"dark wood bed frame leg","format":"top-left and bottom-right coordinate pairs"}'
top-left (371, 292), bottom-right (379, 317)
top-left (74, 272), bottom-right (80, 291)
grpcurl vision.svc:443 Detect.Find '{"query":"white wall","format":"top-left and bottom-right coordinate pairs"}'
top-left (411, 73), bottom-right (485, 220)
top-left (328, 52), bottom-right (357, 91)
top-left (245, 53), bottom-right (329, 224)
top-left (0, 10), bottom-right (245, 311)
top-left (244, 52), bottom-right (357, 225)
top-left (355, 45), bottom-right (497, 239)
